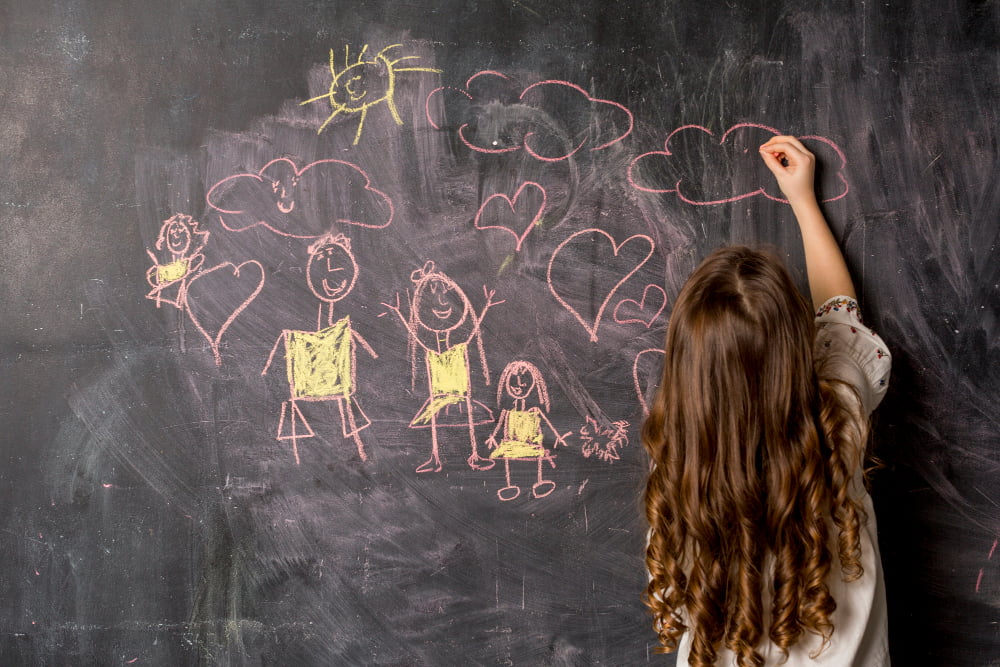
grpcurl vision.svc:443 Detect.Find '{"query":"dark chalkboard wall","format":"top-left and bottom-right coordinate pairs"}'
top-left (1, 1), bottom-right (997, 664)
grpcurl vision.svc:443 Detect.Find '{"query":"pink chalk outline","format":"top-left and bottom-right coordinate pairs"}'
top-left (425, 71), bottom-right (634, 161)
top-left (613, 284), bottom-right (667, 328)
top-left (547, 229), bottom-right (655, 342)
top-left (185, 260), bottom-right (266, 366)
top-left (633, 348), bottom-right (665, 416)
top-left (206, 157), bottom-right (394, 239)
top-left (627, 123), bottom-right (849, 205)
top-left (473, 181), bottom-right (546, 251)
top-left (977, 537), bottom-right (998, 593)
top-left (485, 360), bottom-right (571, 501)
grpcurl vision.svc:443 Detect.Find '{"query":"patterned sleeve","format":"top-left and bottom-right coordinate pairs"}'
top-left (814, 296), bottom-right (892, 415)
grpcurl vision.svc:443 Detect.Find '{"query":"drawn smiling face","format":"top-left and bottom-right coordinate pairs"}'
top-left (164, 217), bottom-right (192, 256)
top-left (505, 367), bottom-right (536, 400)
top-left (271, 175), bottom-right (300, 214)
top-left (307, 241), bottom-right (358, 303)
top-left (330, 59), bottom-right (391, 115)
top-left (416, 276), bottom-right (469, 333)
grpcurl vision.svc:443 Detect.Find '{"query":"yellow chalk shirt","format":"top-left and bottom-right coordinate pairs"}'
top-left (286, 317), bottom-right (353, 399)
top-left (491, 408), bottom-right (545, 459)
top-left (156, 258), bottom-right (190, 284)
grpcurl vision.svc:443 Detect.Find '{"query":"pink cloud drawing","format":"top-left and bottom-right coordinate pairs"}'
top-left (627, 123), bottom-right (849, 205)
top-left (425, 71), bottom-right (633, 162)
top-left (206, 157), bottom-right (394, 239)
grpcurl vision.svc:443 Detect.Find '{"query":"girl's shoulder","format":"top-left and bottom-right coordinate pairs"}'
top-left (813, 296), bottom-right (892, 415)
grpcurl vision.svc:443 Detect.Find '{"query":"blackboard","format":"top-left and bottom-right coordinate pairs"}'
top-left (1, 1), bottom-right (997, 664)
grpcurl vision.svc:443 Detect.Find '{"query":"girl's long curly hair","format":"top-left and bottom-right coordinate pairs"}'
top-left (642, 247), bottom-right (868, 666)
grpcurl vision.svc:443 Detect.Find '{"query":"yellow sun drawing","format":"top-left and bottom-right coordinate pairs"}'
top-left (301, 44), bottom-right (442, 144)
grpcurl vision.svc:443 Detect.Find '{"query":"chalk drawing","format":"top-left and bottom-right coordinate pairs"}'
top-left (578, 416), bottom-right (629, 462)
top-left (632, 348), bottom-right (665, 416)
top-left (206, 157), bottom-right (394, 238)
top-left (185, 260), bottom-right (265, 367)
top-left (425, 70), bottom-right (633, 161)
top-left (627, 122), bottom-right (849, 204)
top-left (977, 537), bottom-right (998, 593)
top-left (473, 181), bottom-right (547, 252)
top-left (301, 43), bottom-right (441, 144)
top-left (486, 361), bottom-right (571, 501)
top-left (380, 261), bottom-right (503, 473)
top-left (262, 234), bottom-right (377, 464)
top-left (144, 213), bottom-right (209, 309)
top-left (547, 229), bottom-right (655, 342)
top-left (612, 284), bottom-right (667, 328)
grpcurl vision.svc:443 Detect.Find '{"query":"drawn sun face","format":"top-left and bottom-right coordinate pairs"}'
top-left (416, 276), bottom-right (469, 333)
top-left (301, 43), bottom-right (441, 144)
top-left (506, 368), bottom-right (536, 400)
top-left (330, 59), bottom-right (391, 114)
top-left (307, 242), bottom-right (358, 303)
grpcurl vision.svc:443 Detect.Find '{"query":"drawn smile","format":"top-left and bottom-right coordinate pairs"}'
top-left (322, 278), bottom-right (347, 296)
top-left (432, 307), bottom-right (453, 319)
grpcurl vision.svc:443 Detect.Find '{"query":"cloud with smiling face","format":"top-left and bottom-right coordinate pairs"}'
top-left (425, 70), bottom-right (634, 162)
top-left (628, 123), bottom-right (849, 205)
top-left (206, 157), bottom-right (394, 239)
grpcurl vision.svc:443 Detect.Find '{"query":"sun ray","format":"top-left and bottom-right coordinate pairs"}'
top-left (317, 108), bottom-right (344, 134)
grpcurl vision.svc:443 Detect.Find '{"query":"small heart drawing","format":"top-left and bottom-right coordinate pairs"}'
top-left (547, 229), bottom-right (655, 342)
top-left (474, 181), bottom-right (546, 251)
top-left (613, 284), bottom-right (667, 328)
top-left (184, 260), bottom-right (265, 366)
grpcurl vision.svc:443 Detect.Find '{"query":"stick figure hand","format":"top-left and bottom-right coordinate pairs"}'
top-left (378, 293), bottom-right (403, 317)
top-left (482, 286), bottom-right (506, 310)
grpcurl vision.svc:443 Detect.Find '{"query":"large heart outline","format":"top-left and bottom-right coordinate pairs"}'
top-left (613, 284), bottom-right (667, 328)
top-left (473, 181), bottom-right (546, 251)
top-left (185, 260), bottom-right (265, 366)
top-left (547, 229), bottom-right (655, 342)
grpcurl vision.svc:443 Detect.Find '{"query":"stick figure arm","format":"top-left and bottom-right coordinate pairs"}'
top-left (352, 328), bottom-right (378, 359)
top-left (537, 410), bottom-right (571, 447)
top-left (378, 291), bottom-right (413, 330)
top-left (486, 410), bottom-right (507, 449)
top-left (262, 330), bottom-right (288, 376)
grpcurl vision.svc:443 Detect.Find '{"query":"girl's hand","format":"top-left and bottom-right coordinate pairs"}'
top-left (759, 136), bottom-right (818, 205)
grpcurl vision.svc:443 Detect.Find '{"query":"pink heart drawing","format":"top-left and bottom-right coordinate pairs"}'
top-left (474, 182), bottom-right (546, 251)
top-left (613, 284), bottom-right (667, 328)
top-left (547, 229), bottom-right (655, 342)
top-left (633, 348), bottom-right (665, 416)
top-left (184, 260), bottom-right (265, 366)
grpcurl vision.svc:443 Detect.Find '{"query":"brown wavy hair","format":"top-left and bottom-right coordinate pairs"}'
top-left (642, 247), bottom-right (868, 666)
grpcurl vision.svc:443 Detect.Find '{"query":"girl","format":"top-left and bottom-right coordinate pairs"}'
top-left (381, 261), bottom-right (503, 473)
top-left (486, 360), bottom-right (570, 501)
top-left (643, 137), bottom-right (892, 666)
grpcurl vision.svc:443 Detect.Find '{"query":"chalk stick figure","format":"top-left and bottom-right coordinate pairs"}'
top-left (381, 261), bottom-right (503, 473)
top-left (486, 360), bottom-right (570, 501)
top-left (263, 234), bottom-right (377, 464)
top-left (145, 213), bottom-right (208, 309)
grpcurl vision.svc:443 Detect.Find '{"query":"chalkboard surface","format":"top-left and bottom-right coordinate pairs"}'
top-left (1, 1), bottom-right (997, 664)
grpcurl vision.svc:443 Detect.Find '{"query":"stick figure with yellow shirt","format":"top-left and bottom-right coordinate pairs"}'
top-left (263, 234), bottom-right (377, 464)
top-left (380, 261), bottom-right (503, 473)
top-left (145, 213), bottom-right (209, 309)
top-left (486, 360), bottom-right (570, 501)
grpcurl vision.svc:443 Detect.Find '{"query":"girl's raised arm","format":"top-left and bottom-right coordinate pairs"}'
top-left (759, 136), bottom-right (856, 309)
